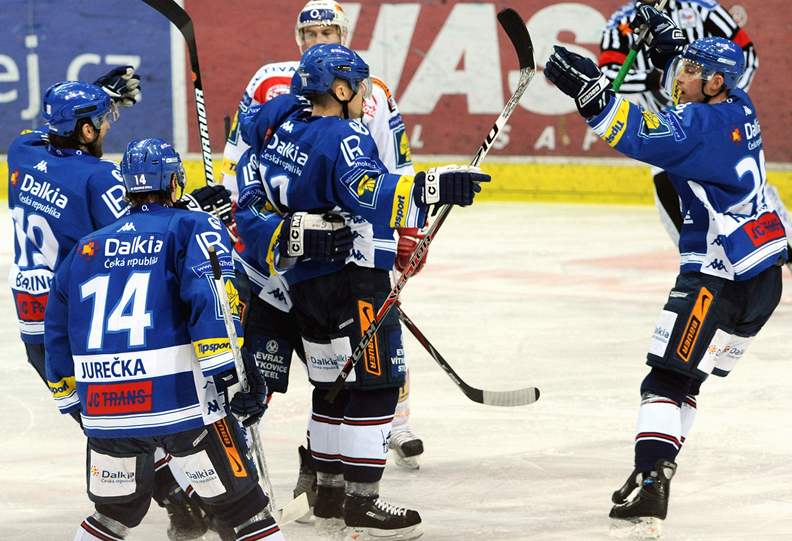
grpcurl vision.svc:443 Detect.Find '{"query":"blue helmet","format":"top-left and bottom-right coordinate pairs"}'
top-left (291, 44), bottom-right (370, 98)
top-left (42, 81), bottom-right (115, 136)
top-left (682, 37), bottom-right (745, 90)
top-left (120, 138), bottom-right (185, 194)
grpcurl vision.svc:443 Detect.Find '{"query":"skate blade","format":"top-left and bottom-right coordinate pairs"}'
top-left (609, 517), bottom-right (663, 539)
top-left (345, 524), bottom-right (423, 541)
top-left (315, 517), bottom-right (346, 535)
top-left (391, 451), bottom-right (421, 470)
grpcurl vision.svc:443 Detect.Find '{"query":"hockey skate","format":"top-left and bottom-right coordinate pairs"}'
top-left (609, 460), bottom-right (676, 540)
top-left (293, 445), bottom-right (318, 523)
top-left (344, 494), bottom-right (422, 540)
top-left (314, 485), bottom-right (346, 534)
top-left (388, 428), bottom-right (424, 470)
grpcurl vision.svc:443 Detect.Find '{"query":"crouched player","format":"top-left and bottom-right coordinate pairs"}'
top-left (44, 139), bottom-right (278, 541)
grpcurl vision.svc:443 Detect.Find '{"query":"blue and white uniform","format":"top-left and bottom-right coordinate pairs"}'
top-left (45, 205), bottom-right (241, 438)
top-left (7, 130), bottom-right (128, 343)
top-left (589, 90), bottom-right (785, 279)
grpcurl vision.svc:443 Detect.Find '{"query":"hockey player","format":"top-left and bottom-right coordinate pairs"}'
top-left (222, 0), bottom-right (424, 512)
top-left (547, 22), bottom-right (786, 537)
top-left (599, 0), bottom-right (761, 243)
top-left (7, 74), bottom-right (216, 540)
top-left (237, 44), bottom-right (489, 539)
top-left (44, 138), bottom-right (278, 541)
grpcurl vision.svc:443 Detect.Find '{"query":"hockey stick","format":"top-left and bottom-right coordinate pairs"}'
top-left (612, 0), bottom-right (670, 91)
top-left (141, 0), bottom-right (215, 185)
top-left (397, 305), bottom-right (540, 407)
top-left (208, 249), bottom-right (310, 524)
top-left (326, 8), bottom-right (535, 402)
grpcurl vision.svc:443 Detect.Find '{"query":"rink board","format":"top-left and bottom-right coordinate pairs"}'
top-left (3, 157), bottom-right (792, 206)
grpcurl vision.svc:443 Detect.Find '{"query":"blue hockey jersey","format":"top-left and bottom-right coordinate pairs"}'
top-left (44, 204), bottom-right (242, 438)
top-left (589, 90), bottom-right (786, 279)
top-left (7, 130), bottom-right (129, 343)
top-left (236, 96), bottom-right (427, 287)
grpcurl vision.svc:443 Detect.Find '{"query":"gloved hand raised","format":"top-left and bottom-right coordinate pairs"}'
top-left (279, 212), bottom-right (353, 263)
top-left (632, 4), bottom-right (687, 68)
top-left (545, 46), bottom-right (614, 118)
top-left (413, 165), bottom-right (490, 208)
top-left (93, 66), bottom-right (141, 108)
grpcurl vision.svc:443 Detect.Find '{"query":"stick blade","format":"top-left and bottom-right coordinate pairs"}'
top-left (275, 492), bottom-right (310, 525)
top-left (482, 387), bottom-right (541, 407)
top-left (497, 8), bottom-right (535, 70)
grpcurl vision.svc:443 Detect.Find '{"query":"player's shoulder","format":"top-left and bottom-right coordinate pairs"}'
top-left (605, 2), bottom-right (635, 29)
top-left (685, 0), bottom-right (719, 11)
top-left (85, 158), bottom-right (122, 186)
top-left (7, 128), bottom-right (48, 156)
top-left (247, 60), bottom-right (299, 102)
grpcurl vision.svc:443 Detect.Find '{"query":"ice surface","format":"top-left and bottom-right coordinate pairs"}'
top-left (1, 203), bottom-right (791, 540)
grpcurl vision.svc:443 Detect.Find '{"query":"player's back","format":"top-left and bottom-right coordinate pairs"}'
top-left (49, 205), bottom-right (235, 437)
top-left (7, 130), bottom-right (127, 343)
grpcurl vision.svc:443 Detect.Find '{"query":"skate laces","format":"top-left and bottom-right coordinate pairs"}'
top-left (374, 498), bottom-right (408, 517)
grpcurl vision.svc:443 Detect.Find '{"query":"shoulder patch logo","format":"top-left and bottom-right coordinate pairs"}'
top-left (10, 170), bottom-right (19, 186)
top-left (80, 241), bottom-right (97, 259)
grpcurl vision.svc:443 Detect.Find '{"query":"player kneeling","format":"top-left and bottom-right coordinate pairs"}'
top-left (44, 139), bottom-right (279, 541)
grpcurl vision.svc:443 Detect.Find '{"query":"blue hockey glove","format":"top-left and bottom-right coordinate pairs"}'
top-left (93, 66), bottom-right (141, 108)
top-left (413, 165), bottom-right (490, 208)
top-left (545, 46), bottom-right (614, 118)
top-left (632, 5), bottom-right (687, 68)
top-left (279, 212), bottom-right (353, 263)
top-left (229, 349), bottom-right (268, 427)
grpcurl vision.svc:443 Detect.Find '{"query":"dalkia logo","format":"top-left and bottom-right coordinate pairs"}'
top-left (91, 466), bottom-right (99, 477)
top-left (20, 174), bottom-right (69, 208)
top-left (10, 170), bottom-right (20, 186)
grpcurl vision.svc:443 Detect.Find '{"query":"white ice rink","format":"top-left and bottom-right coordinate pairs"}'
top-left (2, 202), bottom-right (792, 540)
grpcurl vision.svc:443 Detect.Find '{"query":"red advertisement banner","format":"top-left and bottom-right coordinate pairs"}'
top-left (184, 1), bottom-right (791, 162)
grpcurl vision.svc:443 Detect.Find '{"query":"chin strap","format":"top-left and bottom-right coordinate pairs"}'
top-left (329, 89), bottom-right (357, 120)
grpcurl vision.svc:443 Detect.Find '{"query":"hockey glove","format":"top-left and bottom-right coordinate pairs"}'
top-left (279, 212), bottom-right (353, 263)
top-left (228, 349), bottom-right (269, 427)
top-left (632, 5), bottom-right (687, 69)
top-left (545, 46), bottom-right (614, 119)
top-left (179, 185), bottom-right (238, 242)
top-left (396, 227), bottom-right (428, 277)
top-left (93, 66), bottom-right (141, 108)
top-left (413, 165), bottom-right (490, 208)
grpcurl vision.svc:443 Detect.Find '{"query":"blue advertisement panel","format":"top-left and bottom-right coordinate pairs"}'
top-left (0, 0), bottom-right (176, 154)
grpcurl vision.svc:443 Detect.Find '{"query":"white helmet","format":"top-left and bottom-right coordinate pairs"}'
top-left (294, 0), bottom-right (350, 51)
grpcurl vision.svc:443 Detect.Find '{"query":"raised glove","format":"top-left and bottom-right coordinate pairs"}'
top-left (279, 212), bottom-right (353, 262)
top-left (632, 4), bottom-right (686, 68)
top-left (178, 185), bottom-right (238, 243)
top-left (413, 165), bottom-right (490, 208)
top-left (228, 349), bottom-right (268, 427)
top-left (396, 227), bottom-right (428, 276)
top-left (93, 66), bottom-right (141, 108)
top-left (545, 46), bottom-right (614, 118)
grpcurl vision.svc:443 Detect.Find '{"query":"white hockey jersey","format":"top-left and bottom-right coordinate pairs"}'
top-left (221, 61), bottom-right (414, 200)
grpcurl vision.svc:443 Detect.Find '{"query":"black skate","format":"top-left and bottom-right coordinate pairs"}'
top-left (314, 485), bottom-right (346, 534)
top-left (389, 428), bottom-right (424, 470)
top-left (293, 445), bottom-right (318, 523)
top-left (611, 468), bottom-right (644, 504)
top-left (609, 460), bottom-right (677, 540)
top-left (164, 497), bottom-right (208, 541)
top-left (344, 494), bottom-right (422, 540)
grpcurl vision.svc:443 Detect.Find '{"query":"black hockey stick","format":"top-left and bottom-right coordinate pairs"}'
top-left (326, 8), bottom-right (535, 402)
top-left (397, 305), bottom-right (540, 407)
top-left (141, 0), bottom-right (215, 186)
